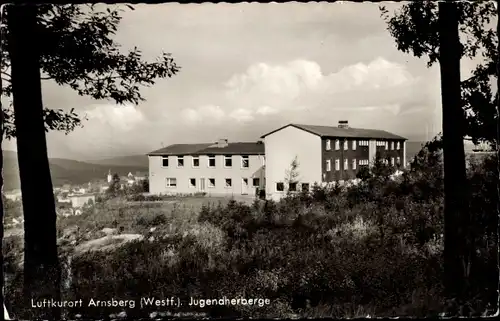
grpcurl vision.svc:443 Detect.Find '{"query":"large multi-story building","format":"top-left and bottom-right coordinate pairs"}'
top-left (147, 139), bottom-right (265, 195)
top-left (148, 121), bottom-right (407, 200)
top-left (261, 121), bottom-right (407, 200)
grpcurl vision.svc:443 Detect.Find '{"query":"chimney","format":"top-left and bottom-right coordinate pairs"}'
top-left (338, 120), bottom-right (349, 129)
top-left (216, 138), bottom-right (229, 148)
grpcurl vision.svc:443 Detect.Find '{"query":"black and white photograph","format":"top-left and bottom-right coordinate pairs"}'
top-left (1, 1), bottom-right (499, 320)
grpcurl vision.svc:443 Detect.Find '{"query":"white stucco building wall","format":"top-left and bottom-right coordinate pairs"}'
top-left (263, 125), bottom-right (322, 201)
top-left (149, 154), bottom-right (265, 196)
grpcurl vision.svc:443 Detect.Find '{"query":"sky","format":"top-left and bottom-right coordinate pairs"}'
top-left (2, 2), bottom-right (493, 160)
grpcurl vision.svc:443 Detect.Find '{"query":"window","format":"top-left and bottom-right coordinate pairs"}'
top-left (344, 159), bottom-right (348, 170)
top-left (352, 159), bottom-right (357, 170)
top-left (225, 178), bottom-right (232, 188)
top-left (335, 159), bottom-right (340, 171)
top-left (391, 142), bottom-right (395, 150)
top-left (326, 160), bottom-right (331, 172)
top-left (326, 139), bottom-right (331, 150)
top-left (165, 178), bottom-right (177, 187)
top-left (177, 156), bottom-right (184, 167)
top-left (301, 183), bottom-right (310, 191)
top-left (224, 155), bottom-right (232, 167)
top-left (397, 156), bottom-right (401, 165)
top-left (289, 182), bottom-right (297, 192)
top-left (189, 178), bottom-right (196, 188)
top-left (241, 155), bottom-right (249, 168)
top-left (335, 139), bottom-right (340, 150)
top-left (162, 156), bottom-right (169, 167)
top-left (385, 141), bottom-right (389, 150)
top-left (208, 178), bottom-right (215, 188)
top-left (192, 156), bottom-right (200, 167)
top-left (252, 178), bottom-right (260, 187)
top-left (276, 182), bottom-right (284, 192)
top-left (359, 160), bottom-right (369, 166)
top-left (208, 155), bottom-right (216, 168)
top-left (352, 140), bottom-right (356, 150)
top-left (359, 140), bottom-right (369, 146)
top-left (397, 142), bottom-right (401, 150)
top-left (344, 140), bottom-right (348, 150)
top-left (391, 157), bottom-right (395, 166)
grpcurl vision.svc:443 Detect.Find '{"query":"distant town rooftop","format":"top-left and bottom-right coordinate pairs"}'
top-left (260, 123), bottom-right (407, 140)
top-left (148, 141), bottom-right (265, 156)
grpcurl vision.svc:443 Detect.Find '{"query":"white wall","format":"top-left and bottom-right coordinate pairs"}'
top-left (368, 139), bottom-right (377, 164)
top-left (70, 195), bottom-right (95, 208)
top-left (264, 125), bottom-right (322, 201)
top-left (149, 154), bottom-right (265, 196)
top-left (403, 141), bottom-right (407, 168)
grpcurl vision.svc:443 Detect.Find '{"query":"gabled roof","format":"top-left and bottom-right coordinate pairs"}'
top-left (147, 142), bottom-right (265, 156)
top-left (260, 123), bottom-right (407, 140)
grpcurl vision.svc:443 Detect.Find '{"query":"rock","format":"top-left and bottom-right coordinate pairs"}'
top-left (101, 227), bottom-right (118, 236)
top-left (75, 234), bottom-right (144, 254)
top-left (62, 226), bottom-right (79, 239)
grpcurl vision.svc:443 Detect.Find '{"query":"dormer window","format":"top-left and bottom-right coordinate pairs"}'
top-left (326, 139), bottom-right (331, 150)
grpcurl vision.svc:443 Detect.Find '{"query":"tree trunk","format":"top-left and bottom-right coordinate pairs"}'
top-left (438, 2), bottom-right (471, 303)
top-left (496, 0), bottom-right (500, 311)
top-left (7, 5), bottom-right (61, 319)
top-left (1, 97), bottom-right (6, 318)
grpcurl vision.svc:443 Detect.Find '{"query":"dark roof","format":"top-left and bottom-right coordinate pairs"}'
top-left (260, 123), bottom-right (407, 140)
top-left (147, 142), bottom-right (265, 156)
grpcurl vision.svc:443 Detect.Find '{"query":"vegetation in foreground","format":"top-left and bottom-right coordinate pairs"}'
top-left (3, 139), bottom-right (498, 319)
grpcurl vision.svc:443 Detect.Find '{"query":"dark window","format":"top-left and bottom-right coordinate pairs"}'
top-left (225, 155), bottom-right (232, 167)
top-left (189, 178), bottom-right (196, 187)
top-left (276, 182), bottom-right (284, 192)
top-left (225, 178), bottom-right (232, 187)
top-left (177, 156), bottom-right (184, 167)
top-left (192, 157), bottom-right (200, 167)
top-left (252, 178), bottom-right (260, 186)
top-left (208, 155), bottom-right (216, 167)
top-left (241, 155), bottom-right (249, 168)
top-left (162, 157), bottom-right (169, 167)
top-left (208, 178), bottom-right (215, 187)
top-left (289, 182), bottom-right (297, 192)
top-left (301, 183), bottom-right (309, 191)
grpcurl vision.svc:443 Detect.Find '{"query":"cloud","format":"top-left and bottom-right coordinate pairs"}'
top-left (256, 105), bottom-right (279, 116)
top-left (203, 57), bottom-right (421, 124)
top-left (85, 104), bottom-right (145, 131)
top-left (229, 108), bottom-right (254, 122)
top-left (181, 104), bottom-right (226, 125)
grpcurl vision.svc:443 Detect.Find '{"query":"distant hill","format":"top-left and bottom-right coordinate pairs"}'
top-left (2, 151), bottom-right (148, 191)
top-left (86, 154), bottom-right (148, 167)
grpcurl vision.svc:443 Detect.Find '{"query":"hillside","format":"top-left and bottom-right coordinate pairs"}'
top-left (2, 151), bottom-right (148, 191)
top-left (86, 154), bottom-right (148, 167)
